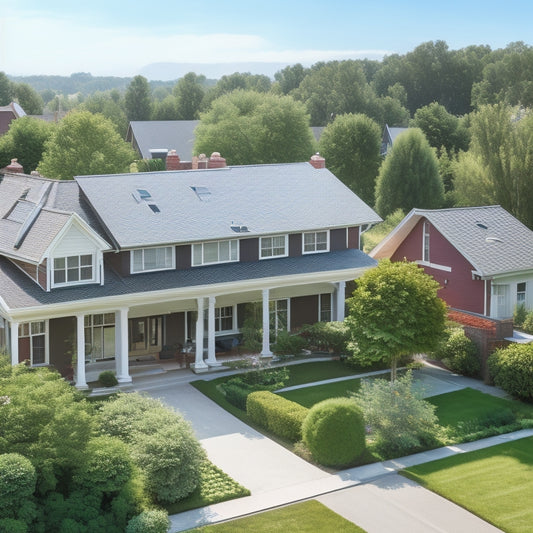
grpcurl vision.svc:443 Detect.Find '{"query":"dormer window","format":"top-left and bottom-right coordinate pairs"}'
top-left (422, 222), bottom-right (430, 262)
top-left (53, 254), bottom-right (94, 285)
top-left (303, 231), bottom-right (329, 254)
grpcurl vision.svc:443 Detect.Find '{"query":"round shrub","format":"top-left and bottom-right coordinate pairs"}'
top-left (0, 453), bottom-right (36, 511)
top-left (126, 509), bottom-right (170, 533)
top-left (98, 370), bottom-right (118, 387)
top-left (438, 329), bottom-right (480, 377)
top-left (488, 343), bottom-right (533, 401)
top-left (302, 398), bottom-right (365, 467)
top-left (522, 311), bottom-right (533, 334)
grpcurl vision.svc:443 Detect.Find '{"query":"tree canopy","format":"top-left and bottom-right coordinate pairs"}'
top-left (38, 110), bottom-right (136, 179)
top-left (375, 128), bottom-right (444, 217)
top-left (125, 75), bottom-right (152, 121)
top-left (194, 90), bottom-right (316, 165)
top-left (318, 113), bottom-right (382, 205)
top-left (347, 260), bottom-right (447, 379)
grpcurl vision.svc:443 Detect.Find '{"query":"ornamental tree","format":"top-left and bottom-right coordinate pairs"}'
top-left (347, 259), bottom-right (447, 380)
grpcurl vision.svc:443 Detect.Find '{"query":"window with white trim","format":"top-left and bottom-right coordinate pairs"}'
top-left (131, 246), bottom-right (174, 273)
top-left (319, 293), bottom-right (332, 322)
top-left (303, 231), bottom-right (329, 254)
top-left (215, 306), bottom-right (234, 332)
top-left (422, 222), bottom-right (430, 262)
top-left (53, 254), bottom-right (94, 285)
top-left (19, 321), bottom-right (46, 365)
top-left (517, 282), bottom-right (526, 305)
top-left (260, 235), bottom-right (288, 259)
top-left (269, 299), bottom-right (289, 333)
top-left (84, 313), bottom-right (116, 360)
top-left (192, 240), bottom-right (239, 266)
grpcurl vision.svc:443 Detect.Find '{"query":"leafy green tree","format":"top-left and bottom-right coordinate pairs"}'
top-left (202, 72), bottom-right (271, 109)
top-left (195, 90), bottom-right (316, 165)
top-left (81, 90), bottom-right (128, 137)
top-left (375, 128), bottom-right (444, 217)
top-left (38, 110), bottom-right (136, 179)
top-left (453, 103), bottom-right (533, 228)
top-left (347, 259), bottom-right (447, 380)
top-left (125, 75), bottom-right (152, 121)
top-left (0, 72), bottom-right (13, 105)
top-left (411, 102), bottom-right (470, 154)
top-left (318, 113), bottom-right (381, 205)
top-left (361, 209), bottom-right (405, 253)
top-left (40, 89), bottom-right (57, 106)
top-left (151, 95), bottom-right (179, 120)
top-left (173, 72), bottom-right (205, 119)
top-left (13, 83), bottom-right (43, 114)
top-left (0, 116), bottom-right (54, 172)
top-left (274, 63), bottom-right (308, 94)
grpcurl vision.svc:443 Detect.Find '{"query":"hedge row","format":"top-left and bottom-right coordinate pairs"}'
top-left (246, 391), bottom-right (309, 442)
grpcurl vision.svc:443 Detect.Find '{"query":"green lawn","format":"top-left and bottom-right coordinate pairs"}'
top-left (190, 499), bottom-right (366, 532)
top-left (401, 436), bottom-right (533, 533)
top-left (278, 378), bottom-right (362, 408)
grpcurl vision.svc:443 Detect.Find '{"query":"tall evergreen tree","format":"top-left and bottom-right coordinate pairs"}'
top-left (124, 75), bottom-right (152, 121)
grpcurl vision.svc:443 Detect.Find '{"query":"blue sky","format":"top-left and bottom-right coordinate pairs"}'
top-left (2, 0), bottom-right (532, 78)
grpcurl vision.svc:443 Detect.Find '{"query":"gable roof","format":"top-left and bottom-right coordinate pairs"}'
top-left (126, 120), bottom-right (199, 160)
top-left (370, 206), bottom-right (533, 278)
top-left (76, 162), bottom-right (382, 250)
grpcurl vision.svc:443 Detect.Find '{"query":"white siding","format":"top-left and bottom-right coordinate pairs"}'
top-left (52, 224), bottom-right (99, 257)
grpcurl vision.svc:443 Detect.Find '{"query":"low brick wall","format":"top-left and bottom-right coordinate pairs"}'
top-left (448, 309), bottom-right (513, 382)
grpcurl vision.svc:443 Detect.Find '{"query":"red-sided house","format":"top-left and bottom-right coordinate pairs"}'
top-left (370, 206), bottom-right (533, 319)
top-left (0, 153), bottom-right (381, 388)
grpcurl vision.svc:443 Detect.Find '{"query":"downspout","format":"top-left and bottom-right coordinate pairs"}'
top-left (358, 223), bottom-right (375, 251)
top-left (484, 279), bottom-right (487, 316)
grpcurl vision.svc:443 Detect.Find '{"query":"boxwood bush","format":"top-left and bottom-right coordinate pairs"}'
top-left (302, 398), bottom-right (365, 467)
top-left (98, 370), bottom-right (118, 387)
top-left (126, 509), bottom-right (170, 533)
top-left (247, 391), bottom-right (309, 442)
top-left (299, 321), bottom-right (350, 354)
top-left (488, 343), bottom-right (533, 401)
top-left (433, 328), bottom-right (480, 377)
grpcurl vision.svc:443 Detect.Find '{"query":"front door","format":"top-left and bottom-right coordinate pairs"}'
top-left (128, 316), bottom-right (163, 357)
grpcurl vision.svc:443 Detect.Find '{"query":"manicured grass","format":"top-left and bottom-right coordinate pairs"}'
top-left (401, 437), bottom-right (533, 533)
top-left (278, 378), bottom-right (362, 408)
top-left (427, 387), bottom-right (533, 428)
top-left (190, 499), bottom-right (366, 532)
top-left (166, 460), bottom-right (250, 514)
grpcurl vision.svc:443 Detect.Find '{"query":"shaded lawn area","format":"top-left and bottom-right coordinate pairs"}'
top-left (190, 499), bottom-right (366, 532)
top-left (401, 436), bottom-right (533, 533)
top-left (278, 378), bottom-right (363, 408)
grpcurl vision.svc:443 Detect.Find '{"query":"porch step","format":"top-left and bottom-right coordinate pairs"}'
top-left (85, 362), bottom-right (166, 383)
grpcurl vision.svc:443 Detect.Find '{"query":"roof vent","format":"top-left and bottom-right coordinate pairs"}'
top-left (485, 236), bottom-right (503, 243)
top-left (231, 222), bottom-right (250, 233)
top-left (476, 222), bottom-right (488, 229)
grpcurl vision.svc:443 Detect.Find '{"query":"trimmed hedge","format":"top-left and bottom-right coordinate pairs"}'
top-left (247, 391), bottom-right (309, 442)
top-left (302, 398), bottom-right (365, 467)
top-left (488, 343), bottom-right (533, 401)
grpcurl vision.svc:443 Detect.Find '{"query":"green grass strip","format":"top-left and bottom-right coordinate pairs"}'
top-left (278, 378), bottom-right (362, 408)
top-left (401, 436), bottom-right (533, 533)
top-left (190, 499), bottom-right (366, 532)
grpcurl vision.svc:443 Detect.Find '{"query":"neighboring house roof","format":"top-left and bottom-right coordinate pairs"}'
top-left (126, 120), bottom-right (199, 160)
top-left (311, 126), bottom-right (325, 142)
top-left (0, 248), bottom-right (375, 311)
top-left (76, 162), bottom-right (382, 249)
top-left (370, 206), bottom-right (533, 278)
top-left (0, 102), bottom-right (26, 135)
top-left (380, 124), bottom-right (409, 155)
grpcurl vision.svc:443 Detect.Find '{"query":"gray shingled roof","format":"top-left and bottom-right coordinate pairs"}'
top-left (372, 206), bottom-right (533, 277)
top-left (126, 120), bottom-right (199, 160)
top-left (0, 249), bottom-right (376, 311)
top-left (76, 162), bottom-right (382, 250)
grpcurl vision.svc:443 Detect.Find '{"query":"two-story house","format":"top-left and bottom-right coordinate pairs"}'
top-left (0, 153), bottom-right (381, 388)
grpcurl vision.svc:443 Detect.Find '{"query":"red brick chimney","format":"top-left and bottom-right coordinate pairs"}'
top-left (309, 153), bottom-right (325, 169)
top-left (208, 152), bottom-right (226, 169)
top-left (6, 158), bottom-right (24, 174)
top-left (166, 150), bottom-right (180, 171)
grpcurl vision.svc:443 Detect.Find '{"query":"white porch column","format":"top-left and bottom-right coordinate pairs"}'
top-left (10, 321), bottom-right (19, 366)
top-left (206, 296), bottom-right (220, 366)
top-left (75, 313), bottom-right (88, 389)
top-left (261, 289), bottom-right (273, 357)
top-left (115, 308), bottom-right (131, 383)
top-left (336, 281), bottom-right (346, 322)
top-left (194, 298), bottom-right (208, 369)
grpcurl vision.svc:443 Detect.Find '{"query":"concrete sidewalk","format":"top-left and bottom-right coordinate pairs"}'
top-left (130, 361), bottom-right (520, 532)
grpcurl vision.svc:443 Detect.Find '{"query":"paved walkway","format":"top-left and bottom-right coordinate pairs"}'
top-left (129, 361), bottom-right (524, 532)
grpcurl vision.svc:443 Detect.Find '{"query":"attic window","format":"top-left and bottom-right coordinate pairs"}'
top-left (191, 186), bottom-right (211, 201)
top-left (476, 222), bottom-right (488, 229)
top-left (148, 204), bottom-right (160, 213)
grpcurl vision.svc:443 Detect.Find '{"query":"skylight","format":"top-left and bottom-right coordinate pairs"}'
top-left (191, 186), bottom-right (211, 201)
top-left (476, 222), bottom-right (488, 229)
top-left (148, 204), bottom-right (160, 213)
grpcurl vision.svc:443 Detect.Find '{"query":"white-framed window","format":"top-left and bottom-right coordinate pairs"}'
top-left (260, 235), bottom-right (288, 259)
top-left (192, 240), bottom-right (239, 266)
top-left (53, 254), bottom-right (94, 285)
top-left (319, 293), bottom-right (332, 322)
top-left (19, 321), bottom-right (47, 365)
top-left (422, 221), bottom-right (430, 263)
top-left (84, 313), bottom-right (116, 360)
top-left (303, 231), bottom-right (329, 254)
top-left (517, 282), bottom-right (526, 305)
top-left (131, 246), bottom-right (174, 273)
top-left (215, 306), bottom-right (234, 332)
top-left (270, 299), bottom-right (289, 333)
top-left (492, 284), bottom-right (510, 318)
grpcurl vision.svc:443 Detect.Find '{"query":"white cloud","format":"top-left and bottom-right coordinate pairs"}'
top-left (1, 12), bottom-right (390, 77)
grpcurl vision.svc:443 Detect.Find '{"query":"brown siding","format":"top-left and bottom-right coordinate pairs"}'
top-left (38, 259), bottom-right (47, 289)
top-left (348, 227), bottom-right (360, 250)
top-left (240, 238), bottom-right (259, 262)
top-left (330, 228), bottom-right (347, 251)
top-left (291, 295), bottom-right (319, 330)
top-left (105, 251), bottom-right (131, 276)
top-left (392, 218), bottom-right (486, 314)
top-left (18, 337), bottom-right (30, 363)
top-left (165, 312), bottom-right (186, 345)
top-left (289, 233), bottom-right (302, 257)
top-left (49, 316), bottom-right (76, 379)
top-left (176, 245), bottom-right (192, 270)
top-left (10, 258), bottom-right (38, 284)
